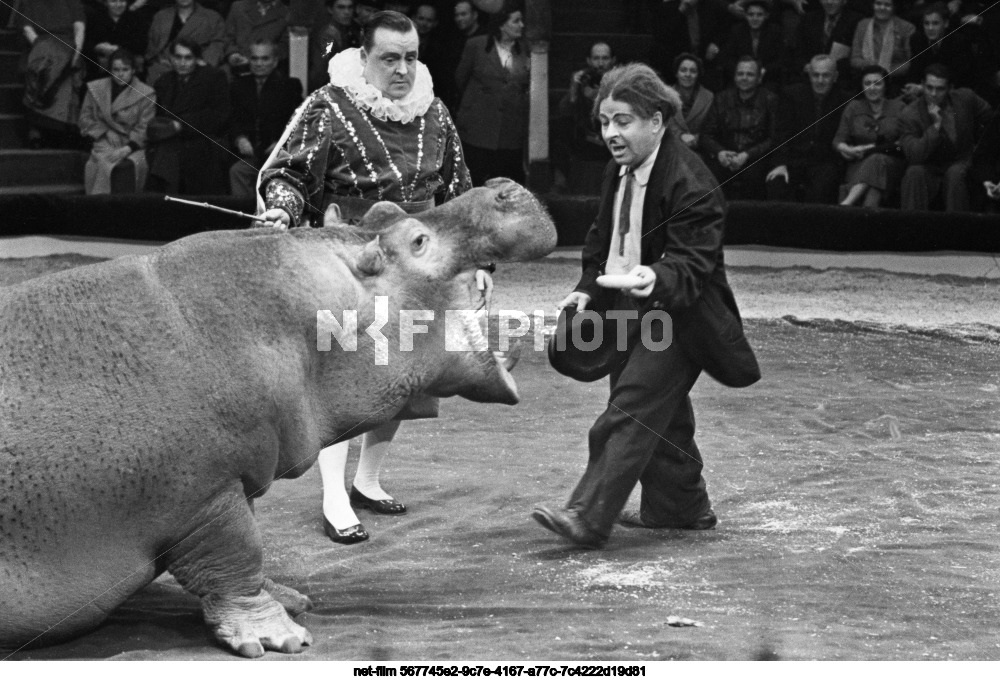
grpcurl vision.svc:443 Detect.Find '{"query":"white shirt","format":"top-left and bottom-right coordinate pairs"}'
top-left (606, 140), bottom-right (661, 275)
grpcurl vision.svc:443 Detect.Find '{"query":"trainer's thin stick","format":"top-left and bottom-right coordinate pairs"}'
top-left (164, 195), bottom-right (258, 220)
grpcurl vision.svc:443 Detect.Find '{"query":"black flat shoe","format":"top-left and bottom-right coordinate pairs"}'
top-left (323, 518), bottom-right (370, 544)
top-left (617, 508), bottom-right (718, 530)
top-left (349, 486), bottom-right (407, 514)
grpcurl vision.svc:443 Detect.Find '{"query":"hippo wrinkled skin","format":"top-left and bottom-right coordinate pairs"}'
top-left (0, 179), bottom-right (557, 657)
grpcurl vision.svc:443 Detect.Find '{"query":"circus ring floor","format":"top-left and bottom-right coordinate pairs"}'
top-left (2, 243), bottom-right (999, 662)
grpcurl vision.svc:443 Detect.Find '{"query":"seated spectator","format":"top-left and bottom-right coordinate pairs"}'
top-left (551, 41), bottom-right (615, 191)
top-left (228, 40), bottom-right (303, 197)
top-left (224, 0), bottom-right (289, 77)
top-left (146, 37), bottom-right (231, 194)
top-left (850, 0), bottom-right (915, 97)
top-left (145, 0), bottom-right (227, 85)
top-left (355, 0), bottom-right (381, 26)
top-left (84, 0), bottom-right (149, 81)
top-left (718, 0), bottom-right (787, 89)
top-left (953, 2), bottom-right (1000, 105)
top-left (646, 0), bottom-right (731, 92)
top-left (767, 54), bottom-right (852, 204)
top-left (669, 52), bottom-right (714, 150)
top-left (20, 0), bottom-right (87, 149)
top-left (969, 106), bottom-right (1000, 213)
top-left (902, 3), bottom-right (976, 98)
top-left (834, 64), bottom-right (907, 207)
top-left (412, 3), bottom-right (448, 90)
top-left (309, 0), bottom-right (361, 90)
top-left (79, 48), bottom-right (156, 193)
top-left (700, 55), bottom-right (781, 200)
top-left (899, 63), bottom-right (993, 212)
top-left (790, 0), bottom-right (862, 79)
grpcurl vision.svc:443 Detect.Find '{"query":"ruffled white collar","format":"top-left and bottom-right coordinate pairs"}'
top-left (327, 48), bottom-right (435, 124)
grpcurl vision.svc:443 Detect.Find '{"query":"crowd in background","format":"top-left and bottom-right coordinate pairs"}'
top-left (556, 0), bottom-right (1000, 212)
top-left (14, 0), bottom-right (1000, 212)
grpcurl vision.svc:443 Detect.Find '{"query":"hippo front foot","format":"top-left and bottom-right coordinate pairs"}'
top-left (201, 590), bottom-right (313, 658)
top-left (264, 577), bottom-right (313, 616)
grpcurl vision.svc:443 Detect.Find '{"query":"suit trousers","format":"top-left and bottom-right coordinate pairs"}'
top-left (901, 161), bottom-right (970, 212)
top-left (568, 298), bottom-right (710, 538)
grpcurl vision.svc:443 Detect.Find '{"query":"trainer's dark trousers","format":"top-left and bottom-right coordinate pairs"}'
top-left (567, 297), bottom-right (711, 539)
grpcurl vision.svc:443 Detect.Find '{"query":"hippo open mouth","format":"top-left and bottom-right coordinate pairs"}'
top-left (454, 305), bottom-right (520, 405)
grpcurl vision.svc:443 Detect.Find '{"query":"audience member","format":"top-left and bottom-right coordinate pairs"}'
top-left (551, 41), bottom-right (615, 191)
top-left (355, 0), bottom-right (381, 25)
top-left (646, 0), bottom-right (731, 84)
top-left (455, 0), bottom-right (530, 185)
top-left (224, 0), bottom-right (290, 77)
top-left (84, 0), bottom-right (149, 81)
top-left (700, 55), bottom-right (781, 200)
top-left (903, 3), bottom-right (975, 97)
top-left (969, 106), bottom-right (1000, 213)
top-left (790, 0), bottom-right (862, 78)
top-left (834, 64), bottom-right (907, 207)
top-left (146, 0), bottom-right (227, 85)
top-left (767, 54), bottom-right (851, 203)
top-left (79, 48), bottom-right (156, 193)
top-left (20, 0), bottom-right (87, 150)
top-left (412, 3), bottom-right (449, 90)
top-left (718, 0), bottom-right (787, 89)
top-left (899, 63), bottom-right (993, 212)
top-left (669, 51), bottom-right (715, 149)
top-left (228, 40), bottom-right (303, 197)
top-left (850, 0), bottom-right (915, 96)
top-left (309, 0), bottom-right (361, 90)
top-left (146, 37), bottom-right (232, 194)
top-left (952, 1), bottom-right (1000, 105)
top-left (439, 0), bottom-right (487, 111)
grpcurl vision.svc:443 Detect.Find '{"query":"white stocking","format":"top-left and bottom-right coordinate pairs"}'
top-left (353, 419), bottom-right (401, 500)
top-left (317, 441), bottom-right (361, 529)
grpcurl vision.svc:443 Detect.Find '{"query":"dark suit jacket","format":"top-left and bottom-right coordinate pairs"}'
top-left (774, 82), bottom-right (852, 170)
top-left (230, 70), bottom-right (302, 165)
top-left (900, 88), bottom-right (994, 166)
top-left (791, 9), bottom-right (862, 75)
top-left (574, 132), bottom-right (760, 388)
top-left (719, 22), bottom-right (787, 86)
top-left (151, 64), bottom-right (232, 192)
top-left (906, 30), bottom-right (977, 89)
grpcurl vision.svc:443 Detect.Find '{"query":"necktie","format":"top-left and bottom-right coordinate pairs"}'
top-left (824, 17), bottom-right (834, 42)
top-left (618, 171), bottom-right (633, 256)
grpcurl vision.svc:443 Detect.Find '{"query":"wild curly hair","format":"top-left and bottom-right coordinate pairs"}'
top-left (591, 62), bottom-right (682, 122)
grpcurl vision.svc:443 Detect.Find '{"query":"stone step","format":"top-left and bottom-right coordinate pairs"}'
top-left (0, 113), bottom-right (25, 148)
top-left (0, 149), bottom-right (88, 188)
top-left (0, 183), bottom-right (85, 197)
top-left (0, 83), bottom-right (24, 114)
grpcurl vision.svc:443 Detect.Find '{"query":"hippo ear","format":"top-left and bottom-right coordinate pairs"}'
top-left (360, 201), bottom-right (408, 232)
top-left (356, 236), bottom-right (385, 277)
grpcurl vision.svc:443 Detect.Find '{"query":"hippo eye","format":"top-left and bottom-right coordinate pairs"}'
top-left (411, 233), bottom-right (429, 255)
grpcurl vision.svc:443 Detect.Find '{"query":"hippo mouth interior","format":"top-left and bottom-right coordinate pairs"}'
top-left (452, 306), bottom-right (519, 404)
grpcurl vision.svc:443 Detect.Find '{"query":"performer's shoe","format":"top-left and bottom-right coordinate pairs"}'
top-left (617, 508), bottom-right (718, 531)
top-left (531, 506), bottom-right (606, 549)
top-left (350, 486), bottom-right (407, 515)
top-left (323, 518), bottom-right (370, 544)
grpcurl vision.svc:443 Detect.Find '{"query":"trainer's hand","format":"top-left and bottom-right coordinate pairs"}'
top-left (255, 208), bottom-right (291, 230)
top-left (558, 291), bottom-right (592, 311)
top-left (624, 265), bottom-right (656, 298)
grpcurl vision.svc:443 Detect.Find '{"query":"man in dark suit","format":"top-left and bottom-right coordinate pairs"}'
top-left (766, 54), bottom-right (852, 203)
top-left (790, 0), bottom-right (862, 78)
top-left (900, 63), bottom-right (994, 212)
top-left (717, 0), bottom-right (787, 89)
top-left (228, 39), bottom-right (303, 197)
top-left (532, 63), bottom-right (760, 549)
top-left (147, 37), bottom-right (232, 194)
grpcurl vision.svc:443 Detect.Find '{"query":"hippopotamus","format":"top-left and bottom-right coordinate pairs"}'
top-left (0, 179), bottom-right (557, 658)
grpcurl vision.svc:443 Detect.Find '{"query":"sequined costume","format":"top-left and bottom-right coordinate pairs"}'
top-left (258, 49), bottom-right (471, 226)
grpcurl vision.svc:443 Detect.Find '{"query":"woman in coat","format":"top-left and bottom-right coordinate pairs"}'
top-left (454, 0), bottom-right (530, 185)
top-left (668, 52), bottom-right (714, 150)
top-left (850, 0), bottom-right (915, 97)
top-left (833, 64), bottom-right (906, 207)
top-left (79, 48), bottom-right (157, 194)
